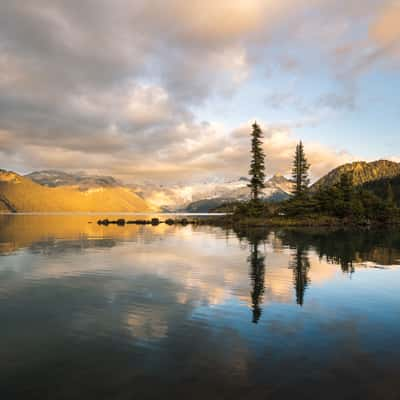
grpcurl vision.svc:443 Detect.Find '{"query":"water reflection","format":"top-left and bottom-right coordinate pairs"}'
top-left (290, 246), bottom-right (310, 306)
top-left (249, 237), bottom-right (265, 323)
top-left (238, 228), bottom-right (267, 323)
top-left (1, 216), bottom-right (400, 398)
top-left (276, 228), bottom-right (400, 271)
top-left (233, 226), bottom-right (270, 322)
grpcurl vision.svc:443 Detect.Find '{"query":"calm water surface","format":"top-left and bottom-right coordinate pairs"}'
top-left (1, 215), bottom-right (400, 399)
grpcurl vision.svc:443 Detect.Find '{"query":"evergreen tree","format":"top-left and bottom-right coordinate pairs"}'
top-left (248, 122), bottom-right (266, 201)
top-left (339, 172), bottom-right (354, 203)
top-left (291, 141), bottom-right (310, 197)
top-left (387, 182), bottom-right (395, 206)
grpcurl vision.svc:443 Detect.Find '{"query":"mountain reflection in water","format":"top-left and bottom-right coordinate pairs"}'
top-left (0, 215), bottom-right (400, 399)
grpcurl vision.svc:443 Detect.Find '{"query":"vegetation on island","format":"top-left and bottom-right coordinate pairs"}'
top-left (1, 121), bottom-right (400, 220)
top-left (214, 124), bottom-right (400, 226)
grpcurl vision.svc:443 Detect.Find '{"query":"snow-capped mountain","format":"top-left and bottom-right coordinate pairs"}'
top-left (26, 169), bottom-right (293, 212)
top-left (133, 174), bottom-right (293, 211)
top-left (26, 170), bottom-right (122, 189)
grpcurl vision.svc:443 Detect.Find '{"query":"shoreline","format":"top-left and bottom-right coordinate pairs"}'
top-left (1, 212), bottom-right (399, 229)
top-left (192, 215), bottom-right (400, 228)
top-left (0, 211), bottom-right (227, 216)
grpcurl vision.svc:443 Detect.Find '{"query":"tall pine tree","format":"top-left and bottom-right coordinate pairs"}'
top-left (248, 122), bottom-right (266, 200)
top-left (291, 141), bottom-right (310, 197)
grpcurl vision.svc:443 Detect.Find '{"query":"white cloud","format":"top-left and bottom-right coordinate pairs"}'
top-left (0, 0), bottom-right (397, 182)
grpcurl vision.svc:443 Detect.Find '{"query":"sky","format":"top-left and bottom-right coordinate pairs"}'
top-left (0, 0), bottom-right (399, 183)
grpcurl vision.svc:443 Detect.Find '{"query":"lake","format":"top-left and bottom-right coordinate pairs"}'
top-left (1, 215), bottom-right (400, 399)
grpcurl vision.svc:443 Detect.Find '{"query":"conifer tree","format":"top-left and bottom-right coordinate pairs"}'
top-left (248, 122), bottom-right (266, 200)
top-left (291, 141), bottom-right (310, 197)
top-left (387, 182), bottom-right (395, 206)
top-left (339, 172), bottom-right (354, 202)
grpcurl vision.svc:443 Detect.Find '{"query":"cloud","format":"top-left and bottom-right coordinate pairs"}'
top-left (0, 1), bottom-right (397, 182)
top-left (370, 1), bottom-right (400, 62)
top-left (330, 1), bottom-right (400, 76)
top-left (229, 122), bottom-right (354, 181)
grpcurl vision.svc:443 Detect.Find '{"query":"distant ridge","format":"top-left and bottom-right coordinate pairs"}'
top-left (0, 169), bottom-right (153, 212)
top-left (8, 160), bottom-right (400, 213)
top-left (312, 160), bottom-right (400, 190)
top-left (26, 170), bottom-right (122, 190)
top-left (183, 174), bottom-right (293, 212)
top-left (20, 170), bottom-right (294, 212)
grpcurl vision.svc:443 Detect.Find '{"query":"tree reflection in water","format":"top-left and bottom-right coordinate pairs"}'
top-left (233, 227), bottom-right (268, 323)
top-left (289, 246), bottom-right (310, 306)
top-left (248, 237), bottom-right (265, 323)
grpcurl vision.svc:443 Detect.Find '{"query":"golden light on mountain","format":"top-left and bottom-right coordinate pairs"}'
top-left (0, 170), bottom-right (153, 212)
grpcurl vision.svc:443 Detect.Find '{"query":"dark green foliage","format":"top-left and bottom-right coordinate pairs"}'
top-left (281, 171), bottom-right (400, 223)
top-left (291, 141), bottom-right (310, 197)
top-left (233, 199), bottom-right (270, 218)
top-left (232, 132), bottom-right (400, 224)
top-left (314, 173), bottom-right (398, 222)
top-left (387, 182), bottom-right (395, 205)
top-left (280, 141), bottom-right (313, 217)
top-left (339, 172), bottom-right (353, 202)
top-left (248, 122), bottom-right (266, 200)
top-left (282, 195), bottom-right (316, 217)
top-left (362, 176), bottom-right (400, 207)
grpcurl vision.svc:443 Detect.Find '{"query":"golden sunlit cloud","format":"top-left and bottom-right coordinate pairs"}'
top-left (0, 0), bottom-right (398, 181)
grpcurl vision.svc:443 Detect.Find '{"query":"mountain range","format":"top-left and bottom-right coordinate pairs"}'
top-left (25, 170), bottom-right (293, 211)
top-left (1, 159), bottom-right (400, 212)
top-left (26, 170), bottom-right (122, 189)
top-left (0, 169), bottom-right (151, 213)
top-left (132, 174), bottom-right (293, 211)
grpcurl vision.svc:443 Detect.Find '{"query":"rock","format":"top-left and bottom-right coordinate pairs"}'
top-left (151, 218), bottom-right (160, 225)
top-left (133, 220), bottom-right (148, 225)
